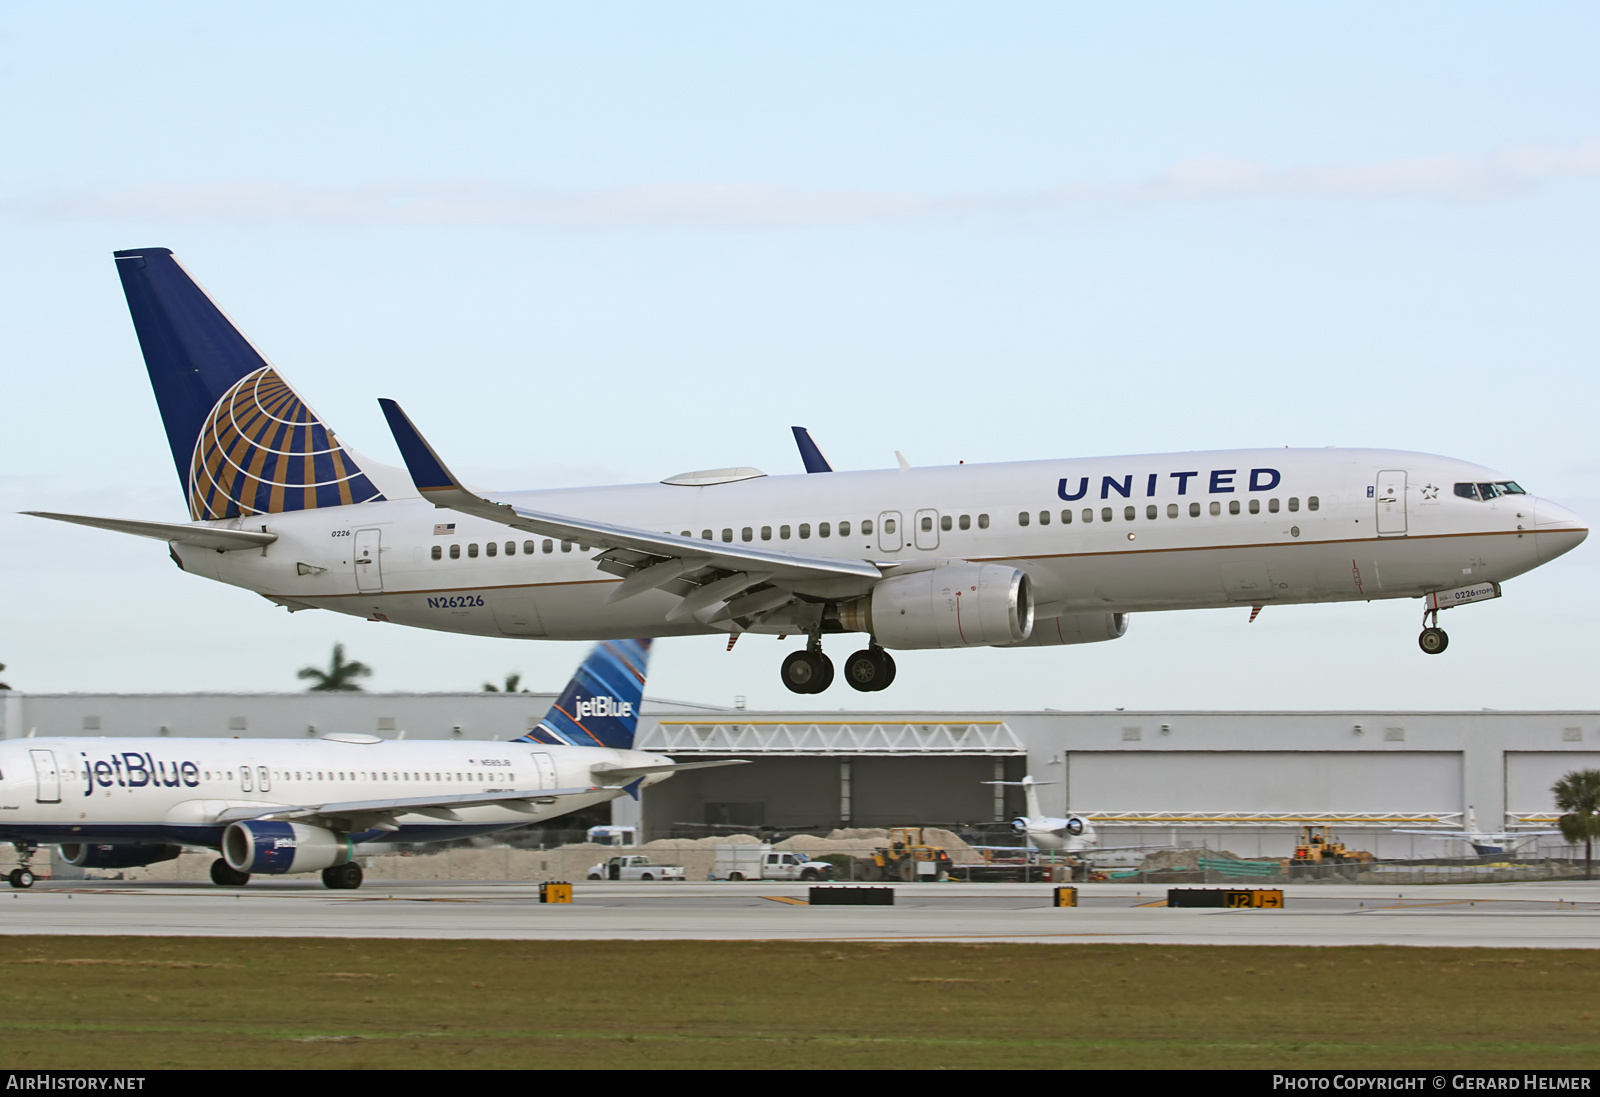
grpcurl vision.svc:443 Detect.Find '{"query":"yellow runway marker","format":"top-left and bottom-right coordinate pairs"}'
top-left (762, 896), bottom-right (810, 905)
top-left (1134, 899), bottom-right (1168, 908)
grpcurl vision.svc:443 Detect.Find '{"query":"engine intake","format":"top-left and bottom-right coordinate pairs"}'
top-left (59, 843), bottom-right (182, 870)
top-left (839, 564), bottom-right (1033, 650)
top-left (223, 820), bottom-right (352, 875)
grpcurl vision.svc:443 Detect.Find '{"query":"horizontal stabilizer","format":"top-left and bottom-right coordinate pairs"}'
top-left (23, 510), bottom-right (277, 551)
top-left (590, 759), bottom-right (751, 784)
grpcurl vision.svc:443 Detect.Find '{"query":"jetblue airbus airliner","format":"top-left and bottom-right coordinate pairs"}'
top-left (28, 248), bottom-right (1589, 695)
top-left (0, 639), bottom-right (740, 890)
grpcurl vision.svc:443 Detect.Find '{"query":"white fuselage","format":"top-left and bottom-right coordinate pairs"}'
top-left (0, 736), bottom-right (671, 849)
top-left (172, 447), bottom-right (1586, 641)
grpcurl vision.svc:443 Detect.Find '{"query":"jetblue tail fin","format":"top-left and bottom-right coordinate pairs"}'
top-left (790, 426), bottom-right (833, 473)
top-left (113, 247), bottom-right (385, 520)
top-left (517, 640), bottom-right (652, 749)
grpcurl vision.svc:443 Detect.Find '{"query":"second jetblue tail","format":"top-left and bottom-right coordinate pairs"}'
top-left (517, 640), bottom-right (652, 749)
top-left (113, 247), bottom-right (385, 521)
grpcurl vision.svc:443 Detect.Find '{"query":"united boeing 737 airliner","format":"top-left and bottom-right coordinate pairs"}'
top-left (27, 248), bottom-right (1589, 694)
top-left (0, 639), bottom-right (738, 890)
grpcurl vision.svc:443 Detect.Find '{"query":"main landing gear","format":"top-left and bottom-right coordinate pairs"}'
top-left (781, 638), bottom-right (896, 694)
top-left (7, 842), bottom-right (38, 889)
top-left (1418, 606), bottom-right (1449, 655)
top-left (209, 858), bottom-right (250, 887)
top-left (322, 862), bottom-right (364, 890)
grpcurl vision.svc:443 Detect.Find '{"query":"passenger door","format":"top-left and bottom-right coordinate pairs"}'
top-left (29, 750), bottom-right (59, 804)
top-left (354, 528), bottom-right (384, 591)
top-left (1375, 470), bottom-right (1408, 536)
top-left (528, 752), bottom-right (557, 790)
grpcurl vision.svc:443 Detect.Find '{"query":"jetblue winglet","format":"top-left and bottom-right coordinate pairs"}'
top-left (517, 639), bottom-right (652, 749)
top-left (791, 426), bottom-right (833, 473)
top-left (377, 398), bottom-right (467, 495)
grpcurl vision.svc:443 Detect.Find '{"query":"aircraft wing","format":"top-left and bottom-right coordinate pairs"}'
top-left (378, 400), bottom-right (882, 616)
top-left (213, 785), bottom-right (601, 831)
top-left (23, 511), bottom-right (277, 552)
top-left (590, 759), bottom-right (751, 783)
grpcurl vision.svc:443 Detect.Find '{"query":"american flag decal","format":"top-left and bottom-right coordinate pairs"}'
top-left (433, 523), bottom-right (457, 535)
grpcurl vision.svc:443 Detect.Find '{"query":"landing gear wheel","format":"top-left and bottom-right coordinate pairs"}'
top-left (209, 858), bottom-right (250, 887)
top-left (1419, 627), bottom-right (1449, 655)
top-left (322, 862), bottom-right (364, 890)
top-left (781, 650), bottom-right (835, 694)
top-left (8, 868), bottom-right (34, 890)
top-left (843, 648), bottom-right (896, 692)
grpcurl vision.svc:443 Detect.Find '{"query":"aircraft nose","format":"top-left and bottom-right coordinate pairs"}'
top-left (1533, 498), bottom-right (1588, 562)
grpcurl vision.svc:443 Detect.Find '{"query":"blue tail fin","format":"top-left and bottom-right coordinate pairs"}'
top-left (113, 247), bottom-right (384, 521)
top-left (517, 640), bottom-right (652, 749)
top-left (790, 426), bottom-right (833, 473)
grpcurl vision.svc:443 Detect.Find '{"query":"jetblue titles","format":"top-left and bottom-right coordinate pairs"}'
top-left (81, 752), bottom-right (200, 796)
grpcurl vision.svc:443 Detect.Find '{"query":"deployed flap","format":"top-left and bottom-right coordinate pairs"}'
top-left (377, 398), bottom-right (882, 586)
top-left (23, 510), bottom-right (277, 551)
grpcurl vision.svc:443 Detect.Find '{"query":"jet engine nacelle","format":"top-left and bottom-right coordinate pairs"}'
top-left (58, 843), bottom-right (183, 870)
top-left (999, 612), bottom-right (1128, 647)
top-left (841, 564), bottom-right (1033, 650)
top-left (222, 820), bottom-right (352, 875)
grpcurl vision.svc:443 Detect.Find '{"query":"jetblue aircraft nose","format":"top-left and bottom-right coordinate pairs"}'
top-left (1533, 498), bottom-right (1588, 562)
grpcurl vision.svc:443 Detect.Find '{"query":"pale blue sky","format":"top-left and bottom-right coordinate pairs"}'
top-left (2, 4), bottom-right (1597, 710)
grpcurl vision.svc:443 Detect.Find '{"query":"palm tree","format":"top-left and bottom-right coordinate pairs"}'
top-left (297, 644), bottom-right (373, 692)
top-left (483, 672), bottom-right (528, 693)
top-left (1551, 769), bottom-right (1600, 880)
top-left (0, 663), bottom-right (9, 690)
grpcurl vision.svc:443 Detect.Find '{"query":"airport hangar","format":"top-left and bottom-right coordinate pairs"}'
top-left (2, 691), bottom-right (1595, 859)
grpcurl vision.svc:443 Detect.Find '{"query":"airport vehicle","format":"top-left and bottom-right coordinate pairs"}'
top-left (1289, 826), bottom-right (1374, 868)
top-left (982, 776), bottom-right (1099, 852)
top-left (853, 827), bottom-right (953, 882)
top-left (712, 844), bottom-right (834, 881)
top-left (586, 825), bottom-right (639, 847)
top-left (0, 640), bottom-right (742, 890)
top-left (586, 854), bottom-right (685, 881)
top-left (1394, 807), bottom-right (1560, 856)
top-left (29, 249), bottom-right (1589, 694)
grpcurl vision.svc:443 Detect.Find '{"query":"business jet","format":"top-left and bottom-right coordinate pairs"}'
top-left (982, 776), bottom-right (1098, 852)
top-left (26, 248), bottom-right (1590, 695)
top-left (1394, 807), bottom-right (1561, 857)
top-left (0, 638), bottom-right (739, 890)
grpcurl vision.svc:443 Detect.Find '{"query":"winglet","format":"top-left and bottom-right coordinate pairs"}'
top-left (790, 426), bottom-right (833, 473)
top-left (377, 398), bottom-right (466, 495)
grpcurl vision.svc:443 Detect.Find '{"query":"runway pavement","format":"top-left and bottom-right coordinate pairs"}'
top-left (3, 879), bottom-right (1600, 947)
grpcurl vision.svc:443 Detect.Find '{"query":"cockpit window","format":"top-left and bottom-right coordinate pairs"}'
top-left (1456, 481), bottom-right (1526, 501)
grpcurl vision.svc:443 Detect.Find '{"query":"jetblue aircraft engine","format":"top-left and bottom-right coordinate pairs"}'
top-left (222, 820), bottom-right (353, 875)
top-left (840, 564), bottom-right (1033, 649)
top-left (1000, 612), bottom-right (1129, 647)
top-left (58, 843), bottom-right (182, 870)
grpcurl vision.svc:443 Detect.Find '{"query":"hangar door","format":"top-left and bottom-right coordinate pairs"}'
top-left (1505, 752), bottom-right (1600, 818)
top-left (1067, 752), bottom-right (1462, 813)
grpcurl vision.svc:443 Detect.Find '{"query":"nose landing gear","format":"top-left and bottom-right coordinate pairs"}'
top-left (1418, 606), bottom-right (1449, 655)
top-left (7, 843), bottom-right (38, 889)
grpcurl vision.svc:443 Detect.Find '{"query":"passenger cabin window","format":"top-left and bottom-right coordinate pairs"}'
top-left (1018, 511), bottom-right (1030, 527)
top-left (840, 521), bottom-right (852, 537)
top-left (861, 520), bottom-right (873, 535)
top-left (542, 539), bottom-right (553, 553)
top-left (701, 530), bottom-right (712, 540)
top-left (1308, 496), bottom-right (1320, 511)
top-left (1189, 502), bottom-right (1200, 517)
top-left (761, 526), bottom-right (772, 540)
top-left (1249, 499), bottom-right (1260, 514)
top-left (1229, 500), bottom-right (1240, 515)
top-left (1146, 505), bottom-right (1157, 520)
top-left (977, 514), bottom-right (989, 529)
top-left (561, 540), bottom-right (573, 552)
top-left (449, 544), bottom-right (461, 559)
top-left (1288, 498), bottom-right (1300, 512)
top-left (1268, 499), bottom-right (1280, 513)
top-left (741, 527), bottom-right (753, 542)
top-left (799, 523), bottom-right (811, 539)
top-left (938, 516), bottom-right (950, 532)
top-left (467, 543), bottom-right (479, 558)
top-left (485, 542), bottom-right (496, 557)
top-left (883, 518), bottom-right (896, 534)
top-left (820, 522), bottom-right (831, 537)
top-left (505, 541), bottom-right (516, 555)
top-left (1060, 510), bottom-right (1073, 524)
top-left (431, 545), bottom-right (442, 560)
top-left (780, 525), bottom-right (791, 539)
top-left (958, 515), bottom-right (970, 530)
top-left (721, 528), bottom-right (733, 542)
top-left (1209, 502), bottom-right (1221, 516)
top-left (1166, 504), bottom-right (1178, 518)
top-left (1101, 507), bottom-right (1113, 522)
top-left (1083, 509), bottom-right (1093, 523)
top-left (524, 541), bottom-right (536, 554)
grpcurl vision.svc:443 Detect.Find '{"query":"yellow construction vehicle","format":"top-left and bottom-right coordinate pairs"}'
top-left (853, 827), bottom-right (953, 882)
top-left (1289, 826), bottom-right (1375, 871)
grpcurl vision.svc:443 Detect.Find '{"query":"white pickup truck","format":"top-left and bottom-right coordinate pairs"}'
top-left (586, 855), bottom-right (686, 881)
top-left (713, 845), bottom-right (835, 881)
